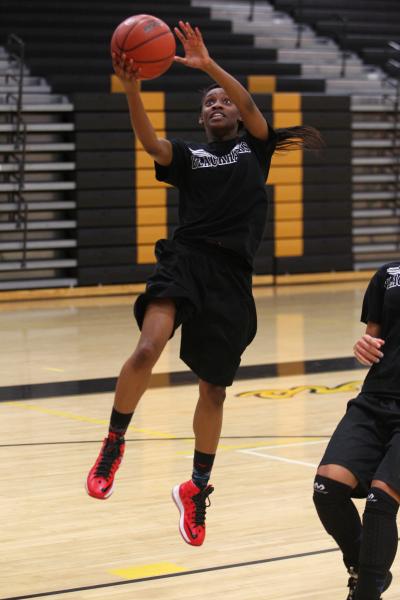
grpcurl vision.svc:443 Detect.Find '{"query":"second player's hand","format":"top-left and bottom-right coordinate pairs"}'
top-left (353, 334), bottom-right (385, 366)
top-left (174, 21), bottom-right (211, 70)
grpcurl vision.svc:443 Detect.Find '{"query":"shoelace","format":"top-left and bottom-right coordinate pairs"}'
top-left (192, 485), bottom-right (214, 526)
top-left (95, 437), bottom-right (123, 478)
top-left (347, 568), bottom-right (358, 600)
top-left (346, 568), bottom-right (391, 600)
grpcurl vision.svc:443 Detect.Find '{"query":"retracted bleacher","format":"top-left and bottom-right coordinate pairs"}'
top-left (3, 0), bottom-right (396, 290)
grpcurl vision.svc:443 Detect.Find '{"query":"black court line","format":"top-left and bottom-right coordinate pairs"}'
top-left (1, 546), bottom-right (340, 600)
top-left (0, 434), bottom-right (330, 449)
top-left (0, 356), bottom-right (364, 402)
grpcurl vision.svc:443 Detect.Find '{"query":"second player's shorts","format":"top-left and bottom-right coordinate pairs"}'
top-left (319, 392), bottom-right (400, 497)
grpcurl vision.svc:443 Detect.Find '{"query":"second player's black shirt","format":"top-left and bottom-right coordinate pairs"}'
top-left (154, 128), bottom-right (277, 268)
top-left (361, 261), bottom-right (400, 399)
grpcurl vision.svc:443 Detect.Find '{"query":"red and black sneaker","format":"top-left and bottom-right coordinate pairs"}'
top-left (172, 480), bottom-right (214, 546)
top-left (86, 432), bottom-right (125, 499)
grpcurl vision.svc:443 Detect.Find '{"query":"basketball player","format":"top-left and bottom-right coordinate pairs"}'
top-left (86, 21), bottom-right (322, 546)
top-left (313, 262), bottom-right (400, 598)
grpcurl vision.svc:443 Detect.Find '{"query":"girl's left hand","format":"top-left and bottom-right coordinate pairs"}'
top-left (174, 21), bottom-right (211, 70)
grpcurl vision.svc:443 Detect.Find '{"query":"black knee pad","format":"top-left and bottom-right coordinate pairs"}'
top-left (313, 475), bottom-right (362, 570)
top-left (313, 474), bottom-right (354, 509)
top-left (364, 487), bottom-right (399, 519)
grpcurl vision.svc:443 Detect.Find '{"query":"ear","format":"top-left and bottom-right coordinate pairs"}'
top-left (199, 116), bottom-right (204, 125)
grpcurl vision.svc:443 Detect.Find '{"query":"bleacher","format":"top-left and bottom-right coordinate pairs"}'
top-left (270, 0), bottom-right (400, 75)
top-left (1, 0), bottom-right (399, 290)
top-left (0, 41), bottom-right (77, 290)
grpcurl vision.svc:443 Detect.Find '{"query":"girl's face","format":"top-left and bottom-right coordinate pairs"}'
top-left (200, 87), bottom-right (242, 140)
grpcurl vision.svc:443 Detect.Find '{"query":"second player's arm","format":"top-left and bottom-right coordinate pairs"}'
top-left (353, 322), bottom-right (385, 366)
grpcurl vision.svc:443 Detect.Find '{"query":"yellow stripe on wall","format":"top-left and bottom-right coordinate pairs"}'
top-left (137, 225), bottom-right (167, 244)
top-left (274, 111), bottom-right (303, 128)
top-left (136, 188), bottom-right (167, 207)
top-left (273, 93), bottom-right (301, 112)
top-left (268, 166), bottom-right (303, 185)
top-left (248, 75), bottom-right (276, 93)
top-left (275, 184), bottom-right (303, 203)
top-left (136, 149), bottom-right (156, 169)
top-left (134, 92), bottom-right (167, 264)
top-left (275, 202), bottom-right (303, 221)
top-left (272, 92), bottom-right (304, 258)
top-left (275, 220), bottom-right (303, 239)
top-left (271, 151), bottom-right (302, 167)
top-left (275, 238), bottom-right (304, 256)
top-left (137, 206), bottom-right (167, 225)
top-left (137, 245), bottom-right (156, 264)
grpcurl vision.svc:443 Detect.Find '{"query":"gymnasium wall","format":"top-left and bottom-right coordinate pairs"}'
top-left (74, 88), bottom-right (352, 286)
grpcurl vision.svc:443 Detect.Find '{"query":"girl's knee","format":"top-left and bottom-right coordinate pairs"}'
top-left (316, 464), bottom-right (358, 488)
top-left (130, 340), bottom-right (159, 369)
top-left (199, 381), bottom-right (226, 406)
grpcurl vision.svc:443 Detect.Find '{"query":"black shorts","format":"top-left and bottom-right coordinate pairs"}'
top-left (319, 392), bottom-right (400, 497)
top-left (134, 239), bottom-right (257, 387)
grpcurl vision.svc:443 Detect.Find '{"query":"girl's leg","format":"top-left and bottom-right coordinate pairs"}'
top-left (355, 479), bottom-right (399, 600)
top-left (86, 299), bottom-right (176, 499)
top-left (313, 464), bottom-right (362, 574)
top-left (112, 299), bottom-right (176, 416)
top-left (191, 379), bottom-right (226, 488)
top-left (172, 380), bottom-right (226, 547)
top-left (193, 379), bottom-right (226, 453)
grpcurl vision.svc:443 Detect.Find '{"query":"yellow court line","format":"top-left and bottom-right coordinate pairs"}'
top-left (3, 402), bottom-right (177, 439)
top-left (178, 436), bottom-right (324, 456)
top-left (110, 562), bottom-right (185, 579)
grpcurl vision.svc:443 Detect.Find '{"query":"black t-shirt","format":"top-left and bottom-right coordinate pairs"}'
top-left (361, 261), bottom-right (400, 399)
top-left (154, 128), bottom-right (277, 268)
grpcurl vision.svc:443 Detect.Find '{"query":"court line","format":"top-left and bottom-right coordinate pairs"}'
top-left (0, 546), bottom-right (340, 600)
top-left (0, 355), bottom-right (364, 402)
top-left (2, 402), bottom-right (177, 439)
top-left (183, 438), bottom-right (327, 457)
top-left (0, 435), bottom-right (330, 449)
top-left (240, 450), bottom-right (318, 468)
top-left (239, 441), bottom-right (323, 467)
top-left (238, 439), bottom-right (325, 468)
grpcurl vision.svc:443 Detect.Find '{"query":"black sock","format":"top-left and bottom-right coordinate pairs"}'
top-left (109, 407), bottom-right (133, 436)
top-left (355, 487), bottom-right (398, 600)
top-left (192, 449), bottom-right (215, 489)
top-left (313, 475), bottom-right (362, 570)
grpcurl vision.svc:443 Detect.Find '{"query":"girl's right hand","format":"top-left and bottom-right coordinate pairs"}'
top-left (353, 334), bottom-right (385, 366)
top-left (174, 21), bottom-right (211, 71)
top-left (112, 52), bottom-right (142, 91)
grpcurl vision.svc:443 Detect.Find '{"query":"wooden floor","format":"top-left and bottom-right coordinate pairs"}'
top-left (0, 282), bottom-right (398, 600)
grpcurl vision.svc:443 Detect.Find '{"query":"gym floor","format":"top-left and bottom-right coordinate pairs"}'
top-left (1, 282), bottom-right (397, 600)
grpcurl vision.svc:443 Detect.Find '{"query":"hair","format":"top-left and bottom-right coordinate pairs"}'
top-left (275, 126), bottom-right (324, 152)
top-left (199, 83), bottom-right (324, 151)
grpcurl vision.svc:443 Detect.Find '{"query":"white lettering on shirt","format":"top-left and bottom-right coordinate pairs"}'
top-left (188, 141), bottom-right (252, 170)
top-left (385, 266), bottom-right (400, 289)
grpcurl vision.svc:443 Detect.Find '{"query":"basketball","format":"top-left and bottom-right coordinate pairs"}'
top-left (110, 14), bottom-right (176, 80)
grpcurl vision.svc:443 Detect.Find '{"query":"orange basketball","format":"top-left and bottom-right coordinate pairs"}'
top-left (110, 14), bottom-right (176, 80)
